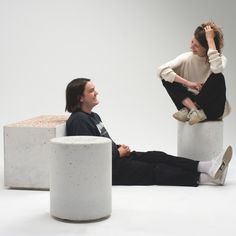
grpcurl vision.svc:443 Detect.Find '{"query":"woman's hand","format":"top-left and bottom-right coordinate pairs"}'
top-left (204, 25), bottom-right (215, 42)
top-left (204, 25), bottom-right (216, 50)
top-left (118, 144), bottom-right (131, 157)
top-left (175, 75), bottom-right (203, 92)
top-left (185, 81), bottom-right (203, 91)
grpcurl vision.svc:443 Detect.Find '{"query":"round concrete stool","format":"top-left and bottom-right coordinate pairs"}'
top-left (50, 136), bottom-right (112, 222)
top-left (177, 121), bottom-right (223, 161)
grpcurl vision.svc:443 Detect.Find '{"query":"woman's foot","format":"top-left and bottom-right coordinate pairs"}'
top-left (188, 108), bottom-right (207, 125)
top-left (173, 107), bottom-right (189, 122)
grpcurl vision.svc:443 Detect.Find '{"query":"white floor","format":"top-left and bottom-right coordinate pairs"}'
top-left (1, 158), bottom-right (236, 236)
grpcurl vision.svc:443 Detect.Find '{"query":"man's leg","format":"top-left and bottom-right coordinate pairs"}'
top-left (112, 158), bottom-right (155, 185)
top-left (154, 163), bottom-right (200, 186)
top-left (130, 151), bottom-right (199, 173)
top-left (112, 151), bottom-right (200, 186)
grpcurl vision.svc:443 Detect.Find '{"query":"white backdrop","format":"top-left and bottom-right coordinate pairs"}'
top-left (0, 0), bottom-right (235, 164)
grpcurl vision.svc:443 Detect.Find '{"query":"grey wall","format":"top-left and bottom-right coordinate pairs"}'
top-left (0, 0), bottom-right (235, 161)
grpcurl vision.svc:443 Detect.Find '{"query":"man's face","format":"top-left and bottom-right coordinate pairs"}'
top-left (80, 81), bottom-right (99, 110)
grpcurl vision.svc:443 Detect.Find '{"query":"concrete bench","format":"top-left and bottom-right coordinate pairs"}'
top-left (4, 115), bottom-right (67, 189)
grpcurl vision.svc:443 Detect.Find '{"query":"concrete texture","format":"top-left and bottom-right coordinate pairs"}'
top-left (4, 115), bottom-right (67, 189)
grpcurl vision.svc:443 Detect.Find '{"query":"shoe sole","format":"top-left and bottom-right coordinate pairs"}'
top-left (214, 146), bottom-right (233, 179)
top-left (219, 166), bottom-right (228, 185)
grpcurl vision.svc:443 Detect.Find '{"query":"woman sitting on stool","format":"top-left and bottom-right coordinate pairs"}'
top-left (158, 21), bottom-right (230, 125)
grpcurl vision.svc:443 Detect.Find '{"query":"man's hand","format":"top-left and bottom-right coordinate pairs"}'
top-left (118, 144), bottom-right (131, 157)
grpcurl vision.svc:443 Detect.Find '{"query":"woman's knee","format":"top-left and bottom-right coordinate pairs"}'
top-left (206, 73), bottom-right (226, 87)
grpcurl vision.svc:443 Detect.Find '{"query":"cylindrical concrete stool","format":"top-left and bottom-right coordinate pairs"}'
top-left (177, 121), bottom-right (223, 161)
top-left (50, 136), bottom-right (112, 222)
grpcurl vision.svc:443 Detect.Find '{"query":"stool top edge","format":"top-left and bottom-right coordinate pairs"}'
top-left (50, 136), bottom-right (111, 145)
top-left (4, 115), bottom-right (68, 128)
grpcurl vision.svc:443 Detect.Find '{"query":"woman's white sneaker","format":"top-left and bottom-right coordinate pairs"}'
top-left (188, 109), bottom-right (207, 125)
top-left (173, 107), bottom-right (189, 122)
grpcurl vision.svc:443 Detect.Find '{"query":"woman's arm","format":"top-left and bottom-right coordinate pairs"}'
top-left (158, 53), bottom-right (203, 91)
top-left (205, 25), bottom-right (216, 50)
top-left (158, 53), bottom-right (188, 82)
top-left (175, 74), bottom-right (203, 91)
top-left (205, 25), bottom-right (227, 73)
top-left (208, 49), bottom-right (227, 73)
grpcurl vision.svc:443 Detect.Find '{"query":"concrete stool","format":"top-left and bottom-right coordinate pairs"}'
top-left (177, 121), bottom-right (223, 161)
top-left (50, 136), bottom-right (112, 222)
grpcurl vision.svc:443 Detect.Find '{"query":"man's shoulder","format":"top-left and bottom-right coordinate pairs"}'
top-left (90, 112), bottom-right (101, 120)
top-left (68, 111), bottom-right (100, 122)
top-left (67, 111), bottom-right (88, 124)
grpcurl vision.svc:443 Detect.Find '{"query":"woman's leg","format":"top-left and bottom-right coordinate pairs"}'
top-left (162, 80), bottom-right (192, 110)
top-left (182, 97), bottom-right (198, 110)
top-left (195, 73), bottom-right (226, 119)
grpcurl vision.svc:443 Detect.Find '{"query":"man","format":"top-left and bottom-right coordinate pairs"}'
top-left (65, 78), bottom-right (232, 186)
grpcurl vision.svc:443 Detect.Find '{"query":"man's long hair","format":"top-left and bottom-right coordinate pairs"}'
top-left (65, 78), bottom-right (90, 113)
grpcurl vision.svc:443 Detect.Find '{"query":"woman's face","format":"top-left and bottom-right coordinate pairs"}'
top-left (190, 36), bottom-right (207, 57)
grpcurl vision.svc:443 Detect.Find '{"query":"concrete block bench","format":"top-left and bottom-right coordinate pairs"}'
top-left (4, 115), bottom-right (67, 189)
top-left (50, 136), bottom-right (112, 222)
top-left (177, 120), bottom-right (223, 161)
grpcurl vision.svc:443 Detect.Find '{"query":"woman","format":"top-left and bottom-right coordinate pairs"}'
top-left (158, 21), bottom-right (230, 125)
